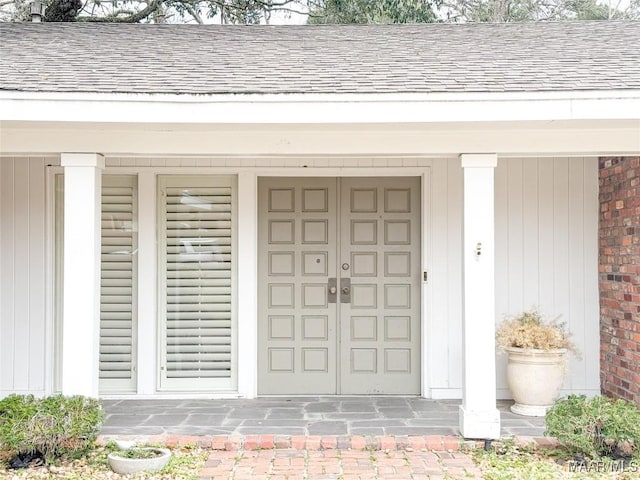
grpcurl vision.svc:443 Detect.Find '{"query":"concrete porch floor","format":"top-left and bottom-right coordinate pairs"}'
top-left (101, 397), bottom-right (546, 438)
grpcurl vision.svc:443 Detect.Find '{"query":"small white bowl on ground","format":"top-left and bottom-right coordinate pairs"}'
top-left (107, 447), bottom-right (171, 475)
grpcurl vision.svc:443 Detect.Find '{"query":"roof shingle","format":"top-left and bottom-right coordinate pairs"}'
top-left (1, 21), bottom-right (639, 94)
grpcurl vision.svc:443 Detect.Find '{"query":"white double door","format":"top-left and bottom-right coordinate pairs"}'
top-left (258, 177), bottom-right (421, 395)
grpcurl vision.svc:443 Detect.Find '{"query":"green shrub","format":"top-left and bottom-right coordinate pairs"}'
top-left (0, 394), bottom-right (103, 463)
top-left (0, 394), bottom-right (39, 459)
top-left (545, 394), bottom-right (640, 459)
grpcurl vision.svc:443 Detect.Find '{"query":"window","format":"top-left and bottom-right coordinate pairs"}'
top-left (157, 176), bottom-right (236, 391)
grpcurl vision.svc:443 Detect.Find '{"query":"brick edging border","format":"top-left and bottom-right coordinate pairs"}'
top-left (98, 434), bottom-right (558, 452)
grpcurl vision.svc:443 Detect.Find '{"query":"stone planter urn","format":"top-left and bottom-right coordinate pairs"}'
top-left (107, 447), bottom-right (171, 475)
top-left (505, 346), bottom-right (568, 416)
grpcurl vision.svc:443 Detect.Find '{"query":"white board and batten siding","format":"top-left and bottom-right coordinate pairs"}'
top-left (0, 156), bottom-right (53, 398)
top-left (1, 155), bottom-right (600, 399)
top-left (428, 156), bottom-right (599, 398)
top-left (494, 157), bottom-right (600, 398)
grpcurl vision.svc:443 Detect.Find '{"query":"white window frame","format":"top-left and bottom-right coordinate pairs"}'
top-left (156, 175), bottom-right (238, 392)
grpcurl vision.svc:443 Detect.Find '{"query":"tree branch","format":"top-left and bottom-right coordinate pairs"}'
top-left (182, 1), bottom-right (203, 23)
top-left (81, 0), bottom-right (162, 21)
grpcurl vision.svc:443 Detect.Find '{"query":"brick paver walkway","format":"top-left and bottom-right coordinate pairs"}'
top-left (98, 397), bottom-right (550, 479)
top-left (199, 449), bottom-right (483, 479)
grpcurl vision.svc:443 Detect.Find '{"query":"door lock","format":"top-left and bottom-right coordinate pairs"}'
top-left (340, 278), bottom-right (351, 303)
top-left (329, 278), bottom-right (351, 303)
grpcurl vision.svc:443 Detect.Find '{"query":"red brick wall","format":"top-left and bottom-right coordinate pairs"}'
top-left (599, 156), bottom-right (640, 406)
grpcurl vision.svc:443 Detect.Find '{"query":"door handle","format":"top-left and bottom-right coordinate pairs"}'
top-left (341, 287), bottom-right (350, 295)
top-left (328, 278), bottom-right (337, 303)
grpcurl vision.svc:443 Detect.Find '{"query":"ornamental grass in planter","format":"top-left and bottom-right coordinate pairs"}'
top-left (496, 308), bottom-right (580, 417)
top-left (107, 446), bottom-right (171, 475)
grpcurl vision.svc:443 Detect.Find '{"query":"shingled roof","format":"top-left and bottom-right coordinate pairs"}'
top-left (1, 21), bottom-right (639, 95)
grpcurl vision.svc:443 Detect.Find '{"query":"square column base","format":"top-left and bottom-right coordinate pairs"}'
top-left (459, 405), bottom-right (501, 439)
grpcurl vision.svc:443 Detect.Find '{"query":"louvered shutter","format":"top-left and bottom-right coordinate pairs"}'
top-left (100, 175), bottom-right (137, 393)
top-left (158, 176), bottom-right (235, 391)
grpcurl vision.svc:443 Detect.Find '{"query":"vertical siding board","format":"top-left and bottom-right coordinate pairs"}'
top-left (429, 159), bottom-right (450, 389)
top-left (28, 158), bottom-right (46, 392)
top-left (537, 158), bottom-right (556, 314)
top-left (0, 158), bottom-right (15, 391)
top-left (568, 158), bottom-right (586, 389)
top-left (1, 156), bottom-right (49, 395)
top-left (583, 157), bottom-right (600, 391)
top-left (447, 160), bottom-right (463, 389)
top-left (553, 158), bottom-right (571, 327)
top-left (553, 157), bottom-right (572, 390)
top-left (495, 159), bottom-right (509, 317)
top-left (494, 158), bottom-right (510, 390)
top-left (13, 160), bottom-right (30, 391)
top-left (523, 159), bottom-right (540, 308)
top-left (507, 158), bottom-right (524, 312)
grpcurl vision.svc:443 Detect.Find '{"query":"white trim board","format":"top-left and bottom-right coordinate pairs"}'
top-left (1, 90), bottom-right (639, 124)
top-left (2, 125), bottom-right (638, 157)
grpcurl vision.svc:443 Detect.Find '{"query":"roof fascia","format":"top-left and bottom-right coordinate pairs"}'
top-left (1, 90), bottom-right (639, 124)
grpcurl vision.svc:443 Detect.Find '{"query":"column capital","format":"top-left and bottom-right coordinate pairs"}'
top-left (61, 153), bottom-right (105, 169)
top-left (460, 153), bottom-right (498, 168)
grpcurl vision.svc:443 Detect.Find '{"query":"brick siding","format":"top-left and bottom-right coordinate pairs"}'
top-left (599, 156), bottom-right (640, 406)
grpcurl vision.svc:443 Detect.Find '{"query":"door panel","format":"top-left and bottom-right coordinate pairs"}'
top-left (339, 178), bottom-right (421, 394)
top-left (258, 177), bottom-right (420, 395)
top-left (258, 178), bottom-right (338, 394)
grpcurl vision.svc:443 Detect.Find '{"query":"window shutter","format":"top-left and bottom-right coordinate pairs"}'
top-left (158, 176), bottom-right (235, 391)
top-left (100, 175), bottom-right (137, 392)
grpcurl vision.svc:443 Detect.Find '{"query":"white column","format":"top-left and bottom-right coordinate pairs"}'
top-left (136, 172), bottom-right (157, 395)
top-left (60, 153), bottom-right (104, 397)
top-left (237, 172), bottom-right (258, 398)
top-left (459, 154), bottom-right (501, 439)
